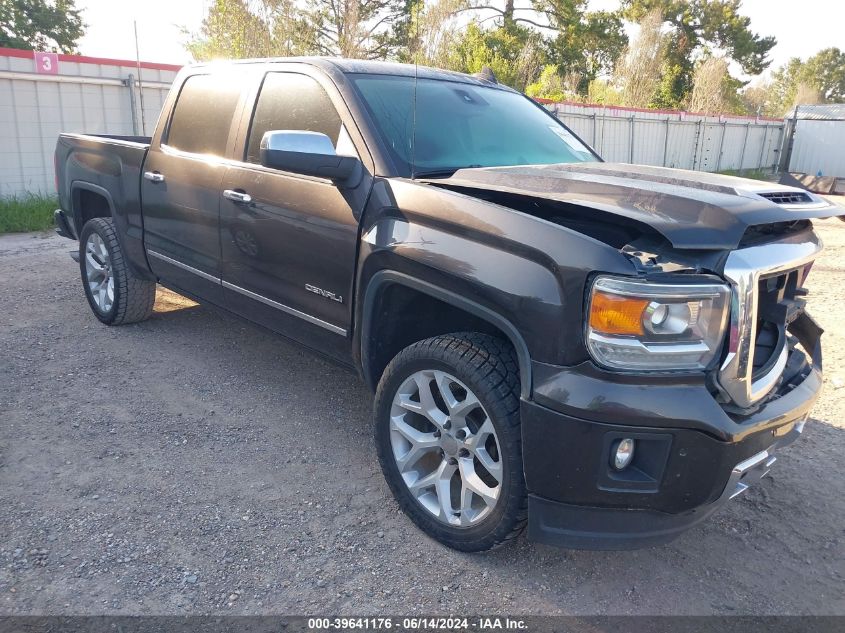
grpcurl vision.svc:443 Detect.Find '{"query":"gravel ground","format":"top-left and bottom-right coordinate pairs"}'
top-left (1, 219), bottom-right (844, 616)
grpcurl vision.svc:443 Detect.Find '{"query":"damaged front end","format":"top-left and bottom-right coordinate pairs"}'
top-left (606, 227), bottom-right (824, 416)
top-left (428, 176), bottom-right (827, 416)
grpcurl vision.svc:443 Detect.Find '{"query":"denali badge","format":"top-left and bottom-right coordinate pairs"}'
top-left (305, 284), bottom-right (343, 303)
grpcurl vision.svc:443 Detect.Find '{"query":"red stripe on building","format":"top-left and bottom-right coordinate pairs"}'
top-left (0, 46), bottom-right (183, 72)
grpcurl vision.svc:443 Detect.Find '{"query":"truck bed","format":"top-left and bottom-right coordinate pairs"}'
top-left (86, 133), bottom-right (152, 145)
top-left (54, 133), bottom-right (152, 270)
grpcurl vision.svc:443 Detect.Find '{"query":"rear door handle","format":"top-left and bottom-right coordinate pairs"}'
top-left (143, 171), bottom-right (165, 183)
top-left (223, 189), bottom-right (252, 204)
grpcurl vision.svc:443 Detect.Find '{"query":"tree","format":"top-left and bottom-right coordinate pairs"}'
top-left (525, 64), bottom-right (573, 102)
top-left (187, 0), bottom-right (406, 61)
top-left (748, 49), bottom-right (845, 117)
top-left (443, 1), bottom-right (626, 93)
top-left (0, 0), bottom-right (85, 53)
top-left (802, 48), bottom-right (845, 103)
top-left (614, 8), bottom-right (666, 108)
top-left (688, 56), bottom-right (728, 113)
top-left (586, 78), bottom-right (623, 105)
top-left (307, 0), bottom-right (405, 58)
top-left (622, 0), bottom-right (775, 107)
top-left (391, 0), bottom-right (466, 66)
top-left (449, 21), bottom-right (544, 90)
top-left (187, 0), bottom-right (316, 60)
top-left (538, 2), bottom-right (627, 89)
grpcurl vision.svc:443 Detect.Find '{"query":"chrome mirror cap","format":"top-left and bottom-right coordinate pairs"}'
top-left (260, 130), bottom-right (337, 156)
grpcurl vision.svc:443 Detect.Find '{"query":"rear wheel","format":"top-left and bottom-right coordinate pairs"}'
top-left (79, 217), bottom-right (156, 325)
top-left (374, 333), bottom-right (527, 551)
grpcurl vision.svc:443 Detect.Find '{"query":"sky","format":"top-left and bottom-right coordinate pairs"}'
top-left (74, 0), bottom-right (844, 76)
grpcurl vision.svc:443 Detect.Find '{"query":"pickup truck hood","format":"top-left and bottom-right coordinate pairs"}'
top-left (433, 163), bottom-right (844, 249)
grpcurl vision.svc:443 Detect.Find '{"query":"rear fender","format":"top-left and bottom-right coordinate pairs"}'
top-left (70, 181), bottom-right (154, 281)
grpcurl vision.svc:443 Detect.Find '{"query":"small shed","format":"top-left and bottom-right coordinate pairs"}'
top-left (784, 104), bottom-right (845, 193)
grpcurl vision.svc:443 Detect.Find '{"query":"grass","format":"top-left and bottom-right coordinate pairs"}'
top-left (0, 194), bottom-right (57, 234)
top-left (716, 168), bottom-right (773, 182)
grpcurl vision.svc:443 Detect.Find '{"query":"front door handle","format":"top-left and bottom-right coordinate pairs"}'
top-left (223, 189), bottom-right (252, 204)
top-left (143, 171), bottom-right (165, 183)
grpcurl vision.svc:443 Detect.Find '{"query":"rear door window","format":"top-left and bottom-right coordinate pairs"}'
top-left (166, 74), bottom-right (243, 156)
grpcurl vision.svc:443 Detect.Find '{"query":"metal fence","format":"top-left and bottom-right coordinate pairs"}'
top-left (0, 47), bottom-right (179, 198)
top-left (784, 104), bottom-right (845, 180)
top-left (549, 102), bottom-right (785, 174)
top-left (1, 47), bottom-right (789, 199)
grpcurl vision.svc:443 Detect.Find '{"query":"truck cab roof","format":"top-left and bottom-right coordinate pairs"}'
top-left (187, 56), bottom-right (512, 90)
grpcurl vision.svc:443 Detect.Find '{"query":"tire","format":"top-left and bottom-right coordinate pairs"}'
top-left (78, 217), bottom-right (156, 325)
top-left (374, 333), bottom-right (527, 552)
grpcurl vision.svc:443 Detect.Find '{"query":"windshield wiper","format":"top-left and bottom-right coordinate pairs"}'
top-left (413, 165), bottom-right (484, 179)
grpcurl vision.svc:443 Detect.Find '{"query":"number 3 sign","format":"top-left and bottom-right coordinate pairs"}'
top-left (34, 51), bottom-right (59, 75)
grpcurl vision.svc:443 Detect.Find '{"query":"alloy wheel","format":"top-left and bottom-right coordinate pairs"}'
top-left (84, 232), bottom-right (114, 313)
top-left (389, 369), bottom-right (503, 527)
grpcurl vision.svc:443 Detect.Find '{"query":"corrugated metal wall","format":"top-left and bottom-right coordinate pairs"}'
top-left (0, 50), bottom-right (177, 198)
top-left (550, 102), bottom-right (784, 173)
top-left (789, 119), bottom-right (845, 178)
top-left (1, 51), bottom-right (787, 199)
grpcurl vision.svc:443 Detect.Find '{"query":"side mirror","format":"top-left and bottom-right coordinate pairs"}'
top-left (259, 130), bottom-right (360, 185)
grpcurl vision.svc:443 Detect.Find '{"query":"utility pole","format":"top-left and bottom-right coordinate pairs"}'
top-left (134, 20), bottom-right (147, 136)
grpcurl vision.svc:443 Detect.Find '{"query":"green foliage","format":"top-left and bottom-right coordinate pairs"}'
top-left (393, 0), bottom-right (468, 66)
top-left (449, 22), bottom-right (542, 91)
top-left (0, 0), bottom-right (85, 53)
top-left (717, 168), bottom-right (770, 181)
top-left (445, 1), bottom-right (627, 94)
top-left (622, 0), bottom-right (775, 106)
top-left (525, 65), bottom-right (568, 102)
top-left (186, 0), bottom-right (812, 117)
top-left (586, 79), bottom-right (623, 105)
top-left (801, 48), bottom-right (845, 103)
top-left (749, 48), bottom-right (845, 117)
top-left (187, 0), bottom-right (319, 60)
top-left (542, 4), bottom-right (628, 90)
top-left (308, 0), bottom-right (405, 58)
top-left (0, 194), bottom-right (56, 233)
top-left (719, 72), bottom-right (748, 115)
top-left (186, 0), bottom-right (405, 61)
top-left (651, 62), bottom-right (684, 109)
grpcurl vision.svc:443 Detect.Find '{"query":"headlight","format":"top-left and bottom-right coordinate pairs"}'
top-left (586, 275), bottom-right (730, 371)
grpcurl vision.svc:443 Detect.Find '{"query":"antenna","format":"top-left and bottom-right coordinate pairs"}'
top-left (134, 20), bottom-right (147, 135)
top-left (409, 3), bottom-right (420, 179)
top-left (474, 66), bottom-right (498, 84)
top-left (411, 61), bottom-right (418, 179)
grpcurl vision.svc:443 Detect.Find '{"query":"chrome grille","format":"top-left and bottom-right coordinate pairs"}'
top-left (717, 231), bottom-right (822, 409)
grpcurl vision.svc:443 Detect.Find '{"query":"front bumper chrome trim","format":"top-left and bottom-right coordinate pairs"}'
top-left (720, 415), bottom-right (806, 501)
top-left (717, 231), bottom-right (823, 408)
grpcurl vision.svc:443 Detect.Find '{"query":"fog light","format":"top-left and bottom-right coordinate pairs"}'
top-left (612, 438), bottom-right (635, 470)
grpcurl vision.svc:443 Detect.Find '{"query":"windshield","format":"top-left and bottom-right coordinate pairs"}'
top-left (350, 74), bottom-right (597, 178)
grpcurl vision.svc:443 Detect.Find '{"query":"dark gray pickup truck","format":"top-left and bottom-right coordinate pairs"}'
top-left (54, 58), bottom-right (844, 552)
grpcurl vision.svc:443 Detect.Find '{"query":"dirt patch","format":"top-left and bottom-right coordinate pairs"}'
top-left (0, 223), bottom-right (843, 615)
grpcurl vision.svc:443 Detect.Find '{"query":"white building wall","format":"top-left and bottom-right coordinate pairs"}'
top-left (789, 119), bottom-right (845, 178)
top-left (0, 50), bottom-right (177, 198)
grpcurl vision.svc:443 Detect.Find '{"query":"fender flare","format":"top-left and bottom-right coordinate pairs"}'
top-left (360, 270), bottom-right (532, 398)
top-left (70, 180), bottom-right (155, 281)
top-left (70, 181), bottom-right (116, 232)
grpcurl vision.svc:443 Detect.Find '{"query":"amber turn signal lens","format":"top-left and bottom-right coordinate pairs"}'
top-left (589, 291), bottom-right (648, 335)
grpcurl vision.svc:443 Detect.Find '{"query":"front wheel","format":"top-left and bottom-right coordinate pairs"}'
top-left (374, 333), bottom-right (527, 551)
top-left (79, 217), bottom-right (156, 325)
